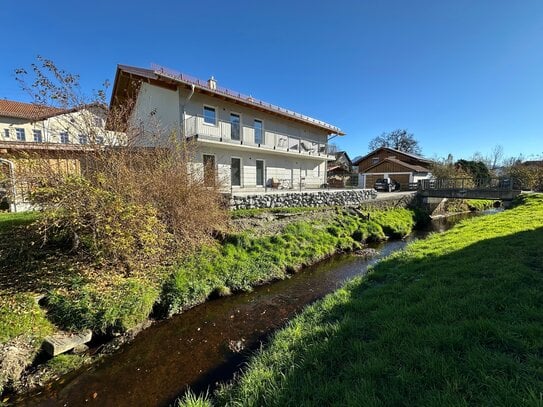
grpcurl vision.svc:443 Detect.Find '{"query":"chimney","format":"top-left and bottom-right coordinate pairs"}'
top-left (207, 76), bottom-right (217, 90)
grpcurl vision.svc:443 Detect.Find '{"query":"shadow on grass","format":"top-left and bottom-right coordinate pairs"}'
top-left (222, 227), bottom-right (543, 406)
top-left (0, 215), bottom-right (79, 294)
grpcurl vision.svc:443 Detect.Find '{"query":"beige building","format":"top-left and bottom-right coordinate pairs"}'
top-left (0, 100), bottom-right (113, 211)
top-left (110, 64), bottom-right (344, 191)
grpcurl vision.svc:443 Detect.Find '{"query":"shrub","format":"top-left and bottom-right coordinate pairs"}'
top-left (31, 175), bottom-right (170, 272)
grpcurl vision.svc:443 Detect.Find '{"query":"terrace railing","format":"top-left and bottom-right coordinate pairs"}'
top-left (184, 115), bottom-right (332, 158)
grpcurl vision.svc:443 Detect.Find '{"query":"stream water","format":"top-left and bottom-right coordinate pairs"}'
top-left (20, 212), bottom-right (493, 407)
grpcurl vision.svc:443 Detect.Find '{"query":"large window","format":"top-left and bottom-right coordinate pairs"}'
top-left (230, 113), bottom-right (240, 141)
top-left (79, 134), bottom-right (88, 145)
top-left (256, 160), bottom-right (264, 186)
top-left (203, 154), bottom-right (215, 186)
top-left (203, 106), bottom-right (216, 125)
top-left (60, 132), bottom-right (69, 144)
top-left (254, 119), bottom-right (263, 144)
top-left (15, 128), bottom-right (25, 141)
top-left (3, 129), bottom-right (9, 138)
top-left (33, 129), bottom-right (42, 143)
top-left (231, 157), bottom-right (241, 187)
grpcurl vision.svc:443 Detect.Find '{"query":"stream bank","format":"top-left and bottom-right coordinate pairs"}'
top-left (13, 210), bottom-right (490, 407)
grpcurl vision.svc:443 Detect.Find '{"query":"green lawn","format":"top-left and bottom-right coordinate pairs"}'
top-left (189, 194), bottom-right (543, 406)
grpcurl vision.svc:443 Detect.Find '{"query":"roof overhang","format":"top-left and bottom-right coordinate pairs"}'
top-left (109, 64), bottom-right (345, 136)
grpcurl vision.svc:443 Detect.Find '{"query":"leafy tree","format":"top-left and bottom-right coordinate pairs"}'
top-left (368, 129), bottom-right (422, 155)
top-left (455, 159), bottom-right (491, 182)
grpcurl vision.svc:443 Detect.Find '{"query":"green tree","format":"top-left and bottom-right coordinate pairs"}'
top-left (455, 159), bottom-right (491, 182)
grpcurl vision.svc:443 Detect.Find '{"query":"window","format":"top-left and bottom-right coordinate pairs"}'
top-left (203, 106), bottom-right (216, 125)
top-left (372, 157), bottom-right (379, 164)
top-left (231, 157), bottom-right (241, 186)
top-left (203, 154), bottom-right (215, 186)
top-left (256, 160), bottom-right (264, 186)
top-left (96, 135), bottom-right (105, 144)
top-left (33, 129), bottom-right (42, 143)
top-left (15, 128), bottom-right (25, 141)
top-left (254, 119), bottom-right (263, 144)
top-left (230, 113), bottom-right (240, 141)
top-left (79, 134), bottom-right (88, 145)
top-left (60, 132), bottom-right (69, 144)
top-left (3, 129), bottom-right (9, 138)
top-left (15, 128), bottom-right (26, 141)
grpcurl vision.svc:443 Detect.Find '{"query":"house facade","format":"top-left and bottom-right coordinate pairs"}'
top-left (327, 151), bottom-right (358, 187)
top-left (110, 65), bottom-right (344, 191)
top-left (0, 100), bottom-right (112, 211)
top-left (354, 147), bottom-right (433, 189)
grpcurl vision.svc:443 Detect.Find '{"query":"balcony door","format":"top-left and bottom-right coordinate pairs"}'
top-left (231, 157), bottom-right (241, 187)
top-left (254, 119), bottom-right (263, 145)
top-left (256, 160), bottom-right (265, 186)
top-left (230, 113), bottom-right (241, 141)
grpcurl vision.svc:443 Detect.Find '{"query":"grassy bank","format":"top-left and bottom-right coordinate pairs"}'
top-left (1, 206), bottom-right (417, 395)
top-left (48, 207), bottom-right (417, 327)
top-left (191, 194), bottom-right (543, 406)
top-left (444, 198), bottom-right (496, 213)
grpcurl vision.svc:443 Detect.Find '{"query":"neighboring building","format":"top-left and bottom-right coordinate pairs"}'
top-left (327, 151), bottom-right (357, 187)
top-left (109, 64), bottom-right (344, 191)
top-left (0, 99), bottom-right (112, 211)
top-left (522, 160), bottom-right (543, 167)
top-left (0, 100), bottom-right (109, 147)
top-left (353, 147), bottom-right (433, 189)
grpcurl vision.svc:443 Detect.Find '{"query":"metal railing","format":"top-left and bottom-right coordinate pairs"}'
top-left (185, 116), bottom-right (332, 157)
top-left (419, 178), bottom-right (515, 191)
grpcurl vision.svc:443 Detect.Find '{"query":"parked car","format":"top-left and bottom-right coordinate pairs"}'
top-left (374, 178), bottom-right (400, 192)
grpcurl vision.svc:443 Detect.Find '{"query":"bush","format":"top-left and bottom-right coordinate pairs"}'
top-left (31, 175), bottom-right (170, 272)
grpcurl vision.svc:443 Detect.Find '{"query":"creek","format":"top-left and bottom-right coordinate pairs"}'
top-left (21, 211), bottom-right (496, 406)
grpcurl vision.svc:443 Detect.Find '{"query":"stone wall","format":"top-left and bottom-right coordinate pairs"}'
top-left (228, 189), bottom-right (378, 210)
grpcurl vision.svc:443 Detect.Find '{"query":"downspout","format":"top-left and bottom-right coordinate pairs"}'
top-left (179, 84), bottom-right (195, 140)
top-left (0, 158), bottom-right (17, 213)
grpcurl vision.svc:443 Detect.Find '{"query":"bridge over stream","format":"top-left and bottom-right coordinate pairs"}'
top-left (418, 178), bottom-right (522, 214)
top-left (419, 178), bottom-right (521, 200)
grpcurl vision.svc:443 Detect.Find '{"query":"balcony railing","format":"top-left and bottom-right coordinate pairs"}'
top-left (184, 116), bottom-right (332, 158)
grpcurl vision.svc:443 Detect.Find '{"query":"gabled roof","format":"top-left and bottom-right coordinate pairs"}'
top-left (352, 146), bottom-right (431, 165)
top-left (0, 99), bottom-right (67, 121)
top-left (362, 156), bottom-right (430, 173)
top-left (334, 151), bottom-right (352, 164)
top-left (110, 64), bottom-right (345, 135)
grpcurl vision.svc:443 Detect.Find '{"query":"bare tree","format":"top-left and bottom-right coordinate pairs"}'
top-left (368, 129), bottom-right (422, 155)
top-left (488, 145), bottom-right (504, 170)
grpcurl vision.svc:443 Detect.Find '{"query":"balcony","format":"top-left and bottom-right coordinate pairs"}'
top-left (184, 116), bottom-right (334, 160)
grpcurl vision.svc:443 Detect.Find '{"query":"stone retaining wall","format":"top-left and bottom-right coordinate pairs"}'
top-left (228, 189), bottom-right (378, 210)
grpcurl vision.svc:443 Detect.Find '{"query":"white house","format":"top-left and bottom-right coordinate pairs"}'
top-left (109, 64), bottom-right (345, 191)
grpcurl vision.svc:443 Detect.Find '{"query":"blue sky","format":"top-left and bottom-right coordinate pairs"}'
top-left (1, 0), bottom-right (542, 161)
